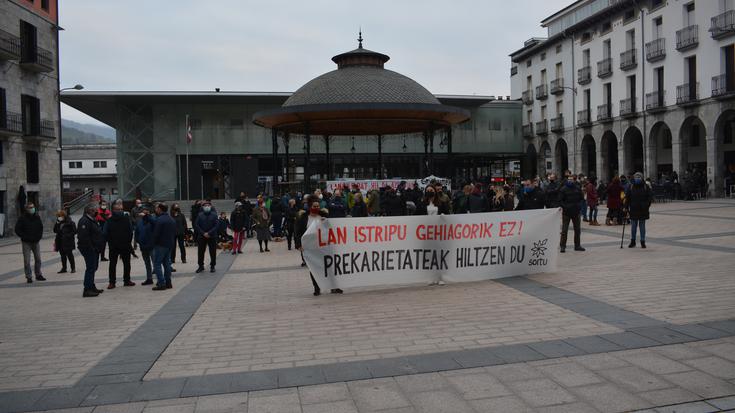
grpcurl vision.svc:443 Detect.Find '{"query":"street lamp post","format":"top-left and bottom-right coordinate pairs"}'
top-left (58, 84), bottom-right (84, 205)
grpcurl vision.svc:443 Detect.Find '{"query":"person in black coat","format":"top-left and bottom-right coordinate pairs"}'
top-left (195, 201), bottom-right (218, 273)
top-left (515, 180), bottom-right (546, 210)
top-left (152, 203), bottom-right (177, 290)
top-left (545, 174), bottom-right (561, 208)
top-left (468, 185), bottom-right (489, 213)
top-left (103, 202), bottom-right (135, 288)
top-left (559, 176), bottom-right (586, 253)
top-left (270, 195), bottom-right (284, 239)
top-left (295, 196), bottom-right (342, 295)
top-left (77, 203), bottom-right (105, 297)
top-left (53, 210), bottom-right (77, 273)
top-left (382, 187), bottom-right (406, 216)
top-left (15, 202), bottom-right (46, 283)
top-left (415, 186), bottom-right (451, 215)
top-left (624, 172), bottom-right (652, 248)
top-left (284, 198), bottom-right (299, 250)
top-left (171, 203), bottom-right (188, 265)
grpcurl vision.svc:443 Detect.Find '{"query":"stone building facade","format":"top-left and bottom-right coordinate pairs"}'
top-left (0, 0), bottom-right (60, 235)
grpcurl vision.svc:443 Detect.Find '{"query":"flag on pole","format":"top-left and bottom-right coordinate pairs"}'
top-left (186, 114), bottom-right (193, 144)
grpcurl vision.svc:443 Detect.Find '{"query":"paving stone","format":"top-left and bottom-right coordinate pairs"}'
top-left (653, 401), bottom-right (720, 413)
top-left (663, 371), bottom-right (735, 398)
top-left (31, 386), bottom-right (95, 411)
top-left (630, 327), bottom-right (698, 345)
top-left (637, 387), bottom-right (701, 406)
top-left (697, 342), bottom-right (735, 362)
top-left (298, 382), bottom-right (350, 404)
top-left (617, 351), bottom-right (693, 375)
top-left (141, 405), bottom-right (195, 413)
top-left (701, 320), bottom-right (735, 334)
top-left (533, 402), bottom-right (600, 413)
top-left (0, 389), bottom-right (49, 413)
top-left (128, 379), bottom-right (186, 403)
top-left (443, 372), bottom-right (512, 400)
top-left (652, 344), bottom-right (711, 361)
top-left (246, 389), bottom-right (300, 413)
top-left (347, 378), bottom-right (412, 411)
top-left (536, 362), bottom-right (603, 387)
top-left (229, 371), bottom-right (278, 393)
top-left (276, 366), bottom-right (325, 388)
top-left (485, 363), bottom-right (545, 382)
top-left (489, 344), bottom-right (546, 363)
top-left (193, 392), bottom-right (248, 412)
top-left (180, 375), bottom-right (231, 398)
top-left (564, 335), bottom-right (625, 354)
top-left (708, 395), bottom-right (735, 410)
top-left (365, 358), bottom-right (419, 378)
top-left (393, 373), bottom-right (450, 393)
top-left (600, 366), bottom-right (674, 392)
top-left (528, 340), bottom-right (587, 358)
top-left (449, 348), bottom-right (504, 368)
top-left (571, 383), bottom-right (652, 412)
top-left (682, 356), bottom-right (735, 379)
top-left (467, 396), bottom-right (533, 412)
top-left (667, 324), bottom-right (732, 340)
top-left (321, 362), bottom-right (372, 383)
top-left (402, 353), bottom-right (462, 373)
top-left (573, 353), bottom-right (632, 371)
top-left (407, 390), bottom-right (475, 413)
top-left (301, 400), bottom-right (358, 413)
top-left (507, 378), bottom-right (577, 407)
top-left (82, 383), bottom-right (142, 406)
top-left (599, 332), bottom-right (664, 349)
top-left (90, 401), bottom-right (146, 413)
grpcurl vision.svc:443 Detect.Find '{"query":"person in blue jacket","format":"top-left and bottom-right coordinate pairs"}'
top-left (135, 206), bottom-right (156, 285)
top-left (151, 203), bottom-right (176, 290)
top-left (195, 200), bottom-right (218, 273)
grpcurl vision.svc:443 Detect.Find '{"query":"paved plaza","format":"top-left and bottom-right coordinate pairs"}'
top-left (0, 199), bottom-right (734, 412)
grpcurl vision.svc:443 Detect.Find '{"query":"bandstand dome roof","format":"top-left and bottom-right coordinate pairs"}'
top-left (252, 34), bottom-right (470, 136)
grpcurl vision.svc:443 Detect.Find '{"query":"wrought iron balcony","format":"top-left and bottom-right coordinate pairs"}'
top-left (676, 82), bottom-right (699, 106)
top-left (0, 111), bottom-right (23, 136)
top-left (550, 115), bottom-right (564, 132)
top-left (522, 123), bottom-right (534, 138)
top-left (535, 84), bottom-right (548, 100)
top-left (550, 78), bottom-right (565, 95)
top-left (597, 58), bottom-right (613, 78)
top-left (646, 38), bottom-right (666, 62)
top-left (522, 90), bottom-right (534, 105)
top-left (620, 49), bottom-right (637, 70)
top-left (597, 104), bottom-right (613, 122)
top-left (20, 45), bottom-right (54, 72)
top-left (645, 91), bottom-right (666, 112)
top-left (620, 97), bottom-right (637, 117)
top-left (535, 120), bottom-right (548, 136)
top-left (578, 66), bottom-right (591, 85)
top-left (0, 29), bottom-right (21, 61)
top-left (712, 74), bottom-right (735, 99)
top-left (40, 119), bottom-right (55, 138)
top-left (577, 109), bottom-right (591, 126)
top-left (710, 10), bottom-right (735, 40)
top-left (676, 25), bottom-right (698, 51)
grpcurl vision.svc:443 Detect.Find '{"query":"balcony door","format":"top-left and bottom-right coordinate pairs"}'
top-left (19, 20), bottom-right (37, 62)
top-left (725, 45), bottom-right (735, 92)
top-left (686, 56), bottom-right (697, 97)
top-left (656, 67), bottom-right (664, 106)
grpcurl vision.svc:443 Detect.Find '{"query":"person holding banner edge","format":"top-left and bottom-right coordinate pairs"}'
top-left (295, 196), bottom-right (342, 296)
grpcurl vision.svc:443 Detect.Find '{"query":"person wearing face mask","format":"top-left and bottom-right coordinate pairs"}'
top-left (15, 202), bottom-right (46, 283)
top-left (77, 204), bottom-right (105, 297)
top-left (545, 174), bottom-right (560, 208)
top-left (53, 210), bottom-right (77, 274)
top-left (624, 172), bottom-right (652, 248)
top-left (130, 199), bottom-right (143, 251)
top-left (195, 201), bottom-right (218, 273)
top-left (135, 206), bottom-right (156, 285)
top-left (252, 198), bottom-right (272, 252)
top-left (558, 175), bottom-right (586, 253)
top-left (284, 198), bottom-right (299, 250)
top-left (295, 196), bottom-right (342, 295)
top-left (515, 179), bottom-right (546, 210)
top-left (96, 201), bottom-right (112, 261)
top-left (230, 202), bottom-right (247, 254)
top-left (103, 201), bottom-right (135, 289)
top-left (152, 203), bottom-right (177, 290)
top-left (416, 186), bottom-right (450, 215)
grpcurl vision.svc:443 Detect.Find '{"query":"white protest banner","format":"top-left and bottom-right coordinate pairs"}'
top-left (325, 177), bottom-right (452, 195)
top-left (301, 209), bottom-right (561, 290)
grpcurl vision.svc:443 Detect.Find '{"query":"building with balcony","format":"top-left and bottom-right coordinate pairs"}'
top-left (510, 0), bottom-right (735, 196)
top-left (0, 0), bottom-right (60, 236)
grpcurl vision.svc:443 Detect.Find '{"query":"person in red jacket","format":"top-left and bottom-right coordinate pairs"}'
top-left (605, 177), bottom-right (623, 225)
top-left (96, 201), bottom-right (112, 261)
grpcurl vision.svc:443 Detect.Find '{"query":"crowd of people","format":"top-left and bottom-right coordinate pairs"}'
top-left (12, 171), bottom-right (654, 298)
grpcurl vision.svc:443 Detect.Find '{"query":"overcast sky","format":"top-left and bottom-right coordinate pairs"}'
top-left (60, 0), bottom-right (572, 127)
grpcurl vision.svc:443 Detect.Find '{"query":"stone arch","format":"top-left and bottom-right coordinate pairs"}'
top-left (623, 126), bottom-right (644, 175)
top-left (648, 121), bottom-right (672, 181)
top-left (554, 138), bottom-right (569, 176)
top-left (524, 143), bottom-right (538, 179)
top-left (539, 140), bottom-right (552, 177)
top-left (600, 130), bottom-right (619, 183)
top-left (713, 110), bottom-right (735, 196)
top-left (581, 134), bottom-right (596, 178)
top-left (678, 116), bottom-right (707, 175)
